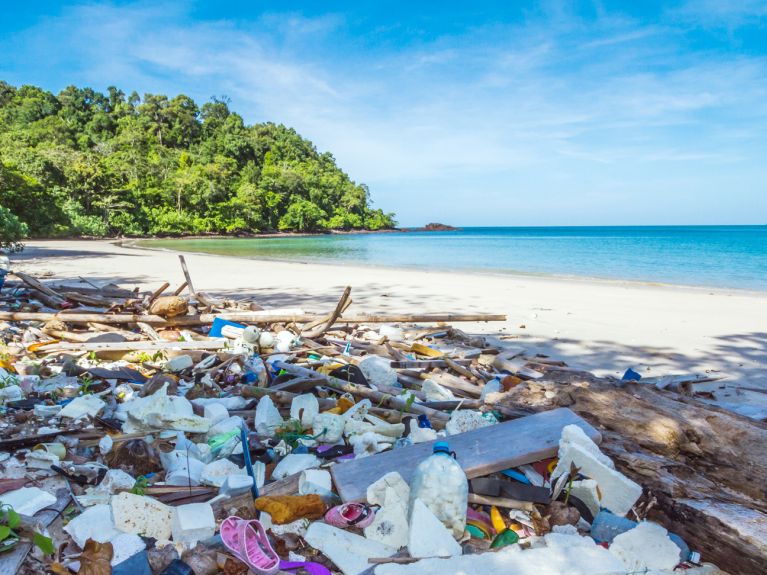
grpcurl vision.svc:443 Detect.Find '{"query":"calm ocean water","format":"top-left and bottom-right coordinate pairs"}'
top-left (141, 226), bottom-right (767, 291)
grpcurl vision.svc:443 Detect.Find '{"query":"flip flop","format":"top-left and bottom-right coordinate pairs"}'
top-left (221, 516), bottom-right (331, 575)
top-left (324, 503), bottom-right (379, 529)
top-left (220, 516), bottom-right (280, 575)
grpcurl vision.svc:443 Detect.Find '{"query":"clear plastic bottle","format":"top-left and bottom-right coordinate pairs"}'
top-left (409, 441), bottom-right (468, 538)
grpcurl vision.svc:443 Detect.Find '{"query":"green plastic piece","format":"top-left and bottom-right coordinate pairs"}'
top-left (490, 528), bottom-right (519, 549)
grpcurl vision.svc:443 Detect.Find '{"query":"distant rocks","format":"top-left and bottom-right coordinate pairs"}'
top-left (415, 223), bottom-right (458, 232)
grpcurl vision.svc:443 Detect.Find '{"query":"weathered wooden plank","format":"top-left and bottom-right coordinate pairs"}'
top-left (330, 407), bottom-right (601, 503)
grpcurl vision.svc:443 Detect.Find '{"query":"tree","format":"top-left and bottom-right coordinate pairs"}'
top-left (0, 206), bottom-right (27, 251)
top-left (0, 81), bottom-right (395, 238)
top-left (279, 200), bottom-right (327, 232)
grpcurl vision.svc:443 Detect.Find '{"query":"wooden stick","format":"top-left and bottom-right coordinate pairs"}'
top-left (172, 281), bottom-right (189, 296)
top-left (137, 322), bottom-right (162, 342)
top-left (13, 271), bottom-right (63, 299)
top-left (31, 289), bottom-right (65, 309)
top-left (87, 322), bottom-right (144, 341)
top-left (148, 282), bottom-right (170, 304)
top-left (35, 340), bottom-right (228, 353)
top-left (178, 255), bottom-right (196, 296)
top-left (0, 311), bottom-right (506, 326)
top-left (273, 361), bottom-right (450, 424)
top-left (78, 276), bottom-right (101, 289)
top-left (301, 286), bottom-right (352, 338)
top-left (468, 492), bottom-right (534, 511)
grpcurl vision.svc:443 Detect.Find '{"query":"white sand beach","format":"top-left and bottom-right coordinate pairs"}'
top-left (11, 239), bottom-right (767, 417)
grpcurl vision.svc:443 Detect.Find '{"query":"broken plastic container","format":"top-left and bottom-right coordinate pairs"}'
top-left (408, 441), bottom-right (468, 538)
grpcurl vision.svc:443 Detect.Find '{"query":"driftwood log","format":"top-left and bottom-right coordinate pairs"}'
top-left (491, 374), bottom-right (767, 575)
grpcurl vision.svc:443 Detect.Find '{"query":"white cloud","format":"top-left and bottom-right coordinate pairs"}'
top-left (5, 1), bottom-right (767, 224)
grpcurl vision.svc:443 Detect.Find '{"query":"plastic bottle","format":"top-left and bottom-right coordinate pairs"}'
top-left (409, 441), bottom-right (468, 538)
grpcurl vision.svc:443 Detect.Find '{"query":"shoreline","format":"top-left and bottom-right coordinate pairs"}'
top-left (11, 238), bottom-right (767, 419)
top-left (124, 238), bottom-right (767, 297)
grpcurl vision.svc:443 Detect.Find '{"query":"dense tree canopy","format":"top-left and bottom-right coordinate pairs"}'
top-left (0, 82), bottom-right (395, 240)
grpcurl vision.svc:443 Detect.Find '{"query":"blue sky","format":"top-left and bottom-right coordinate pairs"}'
top-left (1, 1), bottom-right (766, 226)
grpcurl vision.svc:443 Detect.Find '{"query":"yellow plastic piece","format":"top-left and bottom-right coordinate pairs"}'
top-left (490, 505), bottom-right (507, 533)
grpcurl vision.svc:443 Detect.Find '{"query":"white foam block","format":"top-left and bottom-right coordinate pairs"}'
top-left (555, 442), bottom-right (641, 516)
top-left (374, 542), bottom-right (626, 575)
top-left (0, 487), bottom-right (57, 516)
top-left (64, 504), bottom-right (121, 548)
top-left (110, 533), bottom-right (146, 566)
top-left (111, 492), bottom-right (173, 540)
top-left (609, 521), bottom-right (680, 572)
top-left (407, 499), bottom-right (462, 559)
top-left (365, 486), bottom-right (410, 549)
top-left (305, 522), bottom-right (396, 575)
top-left (171, 502), bottom-right (216, 545)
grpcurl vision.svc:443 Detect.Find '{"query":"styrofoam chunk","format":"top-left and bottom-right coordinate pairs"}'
top-left (59, 395), bottom-right (106, 419)
top-left (358, 355), bottom-right (398, 388)
top-left (373, 542), bottom-right (626, 575)
top-left (609, 521), bottom-right (680, 572)
top-left (554, 442), bottom-right (641, 516)
top-left (367, 472), bottom-right (410, 508)
top-left (272, 453), bottom-right (321, 480)
top-left (255, 396), bottom-right (283, 436)
top-left (170, 502), bottom-right (216, 545)
top-left (0, 487), bottom-right (57, 516)
top-left (65, 504), bottom-right (121, 548)
top-left (291, 394), bottom-right (320, 428)
top-left (408, 499), bottom-right (462, 559)
top-left (569, 479), bottom-right (601, 518)
top-left (111, 492), bottom-right (173, 540)
top-left (422, 379), bottom-right (456, 402)
top-left (203, 402), bottom-right (229, 424)
top-left (110, 533), bottom-right (146, 566)
top-left (200, 458), bottom-right (245, 487)
top-left (365, 486), bottom-right (410, 549)
top-left (305, 522), bottom-right (396, 575)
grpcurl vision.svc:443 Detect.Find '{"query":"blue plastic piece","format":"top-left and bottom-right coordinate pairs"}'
top-left (590, 510), bottom-right (636, 543)
top-left (239, 426), bottom-right (259, 500)
top-left (417, 414), bottom-right (432, 429)
top-left (622, 368), bottom-right (642, 381)
top-left (591, 510), bottom-right (689, 562)
top-left (501, 469), bottom-right (531, 484)
top-left (112, 550), bottom-right (152, 575)
top-left (209, 317), bottom-right (245, 338)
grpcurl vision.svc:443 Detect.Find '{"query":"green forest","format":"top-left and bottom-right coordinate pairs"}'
top-left (0, 82), bottom-right (395, 247)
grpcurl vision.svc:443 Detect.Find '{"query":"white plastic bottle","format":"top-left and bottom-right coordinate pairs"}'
top-left (408, 441), bottom-right (468, 538)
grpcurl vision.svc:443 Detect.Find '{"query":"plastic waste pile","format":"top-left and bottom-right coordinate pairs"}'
top-left (0, 269), bottom-right (728, 575)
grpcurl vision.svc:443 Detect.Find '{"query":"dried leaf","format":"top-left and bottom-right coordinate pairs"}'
top-left (48, 562), bottom-right (71, 575)
top-left (78, 539), bottom-right (113, 575)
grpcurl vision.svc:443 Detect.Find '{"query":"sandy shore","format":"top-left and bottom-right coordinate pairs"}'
top-left (10, 239), bottom-right (767, 417)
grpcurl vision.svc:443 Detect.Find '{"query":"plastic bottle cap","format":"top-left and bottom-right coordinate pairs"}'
top-left (433, 441), bottom-right (450, 455)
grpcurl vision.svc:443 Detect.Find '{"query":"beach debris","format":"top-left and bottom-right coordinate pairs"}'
top-left (0, 267), bottom-right (750, 574)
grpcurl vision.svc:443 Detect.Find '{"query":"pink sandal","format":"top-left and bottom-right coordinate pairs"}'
top-left (324, 503), bottom-right (379, 529)
top-left (220, 516), bottom-right (280, 575)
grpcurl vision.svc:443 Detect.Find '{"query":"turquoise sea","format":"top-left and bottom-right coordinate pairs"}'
top-left (141, 226), bottom-right (767, 291)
